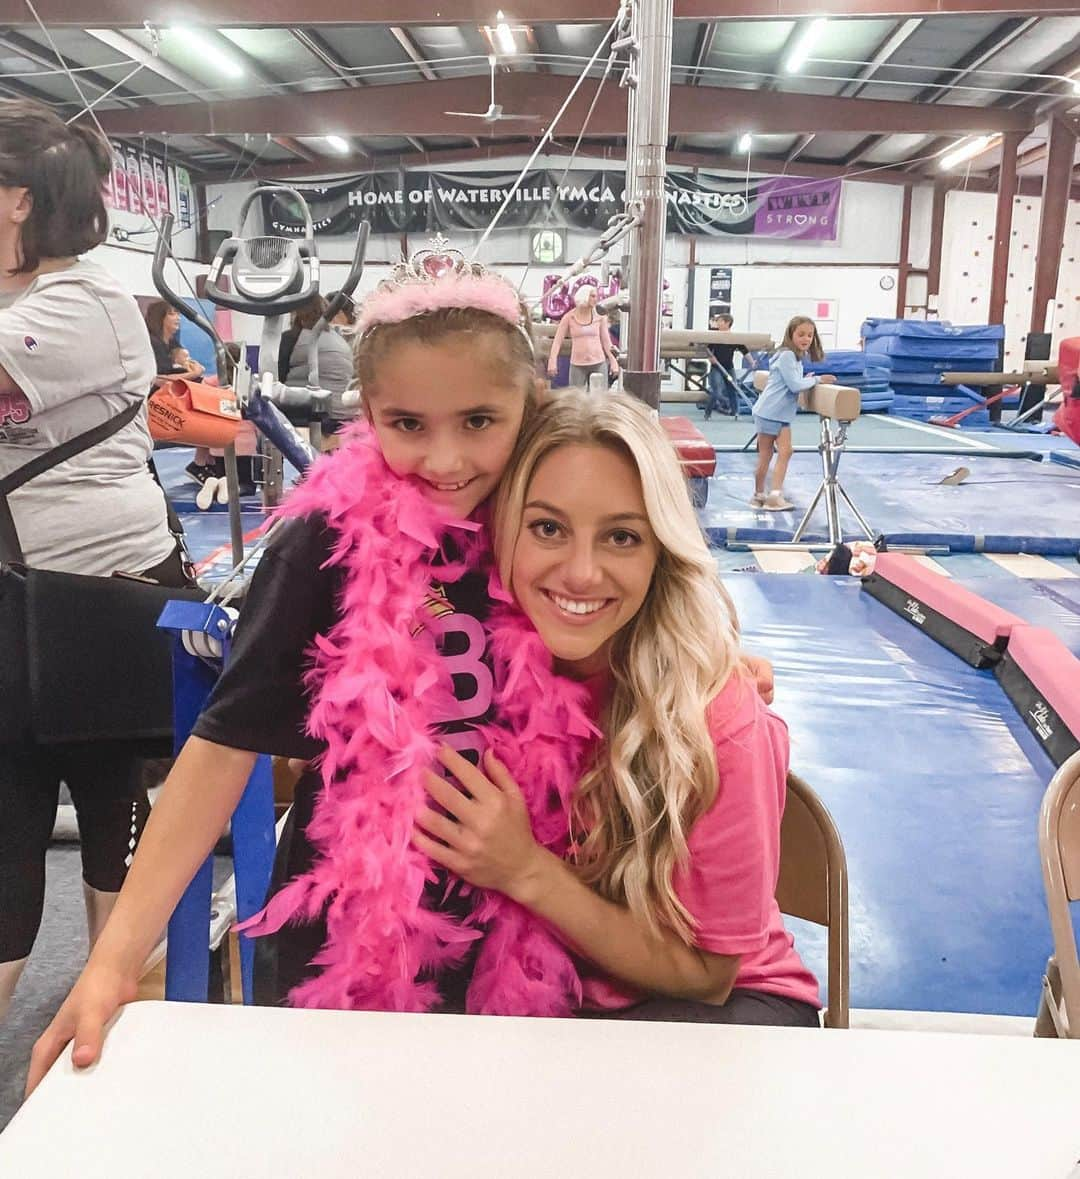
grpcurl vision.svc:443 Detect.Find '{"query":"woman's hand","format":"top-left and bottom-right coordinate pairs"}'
top-left (25, 961), bottom-right (139, 1098)
top-left (547, 364), bottom-right (558, 378)
top-left (609, 360), bottom-right (620, 377)
top-left (819, 374), bottom-right (837, 384)
top-left (414, 746), bottom-right (547, 902)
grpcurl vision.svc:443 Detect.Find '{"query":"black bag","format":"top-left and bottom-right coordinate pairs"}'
top-left (0, 563), bottom-right (205, 745)
top-left (1, 402), bottom-right (204, 746)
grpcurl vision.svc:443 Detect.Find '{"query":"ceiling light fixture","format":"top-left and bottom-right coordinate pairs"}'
top-left (939, 135), bottom-right (997, 171)
top-left (325, 135), bottom-right (351, 154)
top-left (737, 132), bottom-right (753, 153)
top-left (784, 17), bottom-right (829, 75)
top-left (494, 11), bottom-right (517, 55)
top-left (169, 27), bottom-right (245, 79)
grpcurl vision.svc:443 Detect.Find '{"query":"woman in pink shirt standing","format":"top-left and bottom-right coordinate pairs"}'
top-left (417, 391), bottom-right (821, 1026)
top-left (547, 284), bottom-right (620, 390)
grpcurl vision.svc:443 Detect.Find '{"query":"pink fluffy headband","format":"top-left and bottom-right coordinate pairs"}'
top-left (356, 237), bottom-right (533, 351)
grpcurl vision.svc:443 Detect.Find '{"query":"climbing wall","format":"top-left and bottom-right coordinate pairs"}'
top-left (939, 189), bottom-right (1080, 369)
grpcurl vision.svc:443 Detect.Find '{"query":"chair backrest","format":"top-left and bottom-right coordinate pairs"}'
top-left (777, 771), bottom-right (849, 1029)
top-left (1038, 750), bottom-right (1080, 1036)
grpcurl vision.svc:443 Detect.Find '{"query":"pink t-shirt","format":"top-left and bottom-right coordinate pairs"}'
top-left (549, 311), bottom-right (615, 368)
top-left (581, 672), bottom-right (821, 1011)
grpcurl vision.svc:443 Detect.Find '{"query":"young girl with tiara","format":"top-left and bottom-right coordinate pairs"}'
top-left (417, 391), bottom-right (820, 1024)
top-left (29, 244), bottom-right (779, 1088)
top-left (751, 315), bottom-right (835, 513)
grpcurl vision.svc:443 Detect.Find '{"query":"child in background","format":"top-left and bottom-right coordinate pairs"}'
top-left (751, 316), bottom-right (834, 511)
top-left (703, 313), bottom-right (742, 420)
top-left (29, 246), bottom-right (780, 1089)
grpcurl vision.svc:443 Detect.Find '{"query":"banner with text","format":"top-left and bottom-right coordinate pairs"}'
top-left (261, 171), bottom-right (841, 242)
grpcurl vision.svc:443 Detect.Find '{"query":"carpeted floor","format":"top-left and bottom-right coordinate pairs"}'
top-left (0, 847), bottom-right (87, 1133)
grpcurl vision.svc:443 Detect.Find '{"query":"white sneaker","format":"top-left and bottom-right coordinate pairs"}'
top-left (750, 491), bottom-right (766, 508)
top-left (215, 476), bottom-right (230, 506)
top-left (763, 489), bottom-right (794, 511)
top-left (196, 476), bottom-right (219, 511)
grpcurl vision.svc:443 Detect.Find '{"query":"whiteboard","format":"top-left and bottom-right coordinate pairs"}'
top-left (748, 298), bottom-right (838, 350)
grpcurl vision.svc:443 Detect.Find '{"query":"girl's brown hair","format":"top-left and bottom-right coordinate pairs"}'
top-left (0, 99), bottom-right (112, 275)
top-left (354, 303), bottom-right (539, 415)
top-left (780, 316), bottom-right (825, 363)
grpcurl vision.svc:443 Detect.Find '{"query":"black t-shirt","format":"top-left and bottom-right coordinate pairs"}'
top-left (707, 341), bottom-right (742, 371)
top-left (151, 333), bottom-right (187, 377)
top-left (193, 513), bottom-right (493, 758)
top-left (193, 512), bottom-right (494, 1006)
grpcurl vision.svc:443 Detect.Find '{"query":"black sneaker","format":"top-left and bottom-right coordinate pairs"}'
top-left (185, 461), bottom-right (213, 487)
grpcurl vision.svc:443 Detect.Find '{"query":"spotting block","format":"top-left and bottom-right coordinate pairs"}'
top-left (662, 416), bottom-right (715, 507)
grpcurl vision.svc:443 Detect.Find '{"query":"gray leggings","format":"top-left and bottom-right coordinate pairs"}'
top-left (569, 362), bottom-right (609, 389)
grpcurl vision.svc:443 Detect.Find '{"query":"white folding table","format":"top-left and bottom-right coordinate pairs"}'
top-left (2, 1001), bottom-right (1079, 1178)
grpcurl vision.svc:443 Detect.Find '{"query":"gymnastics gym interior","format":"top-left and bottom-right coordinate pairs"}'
top-left (1, 1), bottom-right (1080, 1174)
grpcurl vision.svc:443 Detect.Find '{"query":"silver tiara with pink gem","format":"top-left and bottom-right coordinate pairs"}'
top-left (356, 234), bottom-right (532, 350)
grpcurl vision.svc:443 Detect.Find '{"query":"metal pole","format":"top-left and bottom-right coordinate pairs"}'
top-left (988, 131), bottom-right (1020, 329)
top-left (895, 183), bottom-right (912, 319)
top-left (622, 0), bottom-right (673, 410)
top-left (926, 180), bottom-right (946, 310)
top-left (1030, 114), bottom-right (1078, 338)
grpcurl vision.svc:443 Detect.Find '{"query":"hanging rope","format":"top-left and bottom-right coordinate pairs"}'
top-left (470, 1), bottom-right (632, 260)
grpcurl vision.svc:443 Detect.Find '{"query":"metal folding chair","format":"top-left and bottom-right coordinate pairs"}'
top-left (1035, 750), bottom-right (1080, 1038)
top-left (778, 771), bottom-right (850, 1029)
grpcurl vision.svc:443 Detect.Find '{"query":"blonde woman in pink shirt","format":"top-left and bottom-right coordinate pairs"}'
top-left (417, 391), bottom-right (821, 1026)
top-left (547, 284), bottom-right (620, 389)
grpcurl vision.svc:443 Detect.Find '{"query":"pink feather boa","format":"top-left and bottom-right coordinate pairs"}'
top-left (236, 422), bottom-right (600, 1015)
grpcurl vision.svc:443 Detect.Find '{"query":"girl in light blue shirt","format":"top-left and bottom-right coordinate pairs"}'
top-left (752, 316), bottom-right (834, 511)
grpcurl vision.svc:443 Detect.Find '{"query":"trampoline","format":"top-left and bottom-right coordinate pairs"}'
top-left (726, 573), bottom-right (1057, 1017)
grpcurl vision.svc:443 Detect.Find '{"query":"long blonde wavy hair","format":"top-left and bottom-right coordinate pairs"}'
top-left (494, 392), bottom-right (742, 942)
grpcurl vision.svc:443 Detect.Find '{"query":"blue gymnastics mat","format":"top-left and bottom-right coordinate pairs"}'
top-left (966, 431), bottom-right (1075, 456)
top-left (726, 574), bottom-right (1058, 1016)
top-left (951, 577), bottom-right (1080, 657)
top-left (703, 451), bottom-right (1080, 554)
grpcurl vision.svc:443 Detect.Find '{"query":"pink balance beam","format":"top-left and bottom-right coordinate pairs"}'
top-left (862, 552), bottom-right (1027, 668)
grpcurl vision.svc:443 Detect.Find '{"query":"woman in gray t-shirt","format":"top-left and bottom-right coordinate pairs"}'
top-left (0, 99), bottom-right (188, 1024)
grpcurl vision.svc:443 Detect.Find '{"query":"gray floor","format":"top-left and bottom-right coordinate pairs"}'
top-left (0, 845), bottom-right (234, 1134)
top-left (0, 847), bottom-right (87, 1133)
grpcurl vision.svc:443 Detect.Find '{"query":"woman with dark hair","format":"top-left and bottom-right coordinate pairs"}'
top-left (144, 299), bottom-right (203, 383)
top-left (144, 299), bottom-right (211, 484)
top-left (0, 98), bottom-right (192, 1024)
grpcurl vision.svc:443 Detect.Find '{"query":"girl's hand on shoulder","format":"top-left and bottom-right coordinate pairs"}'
top-left (25, 961), bottom-right (139, 1098)
top-left (739, 652), bottom-right (775, 706)
top-left (415, 747), bottom-right (547, 901)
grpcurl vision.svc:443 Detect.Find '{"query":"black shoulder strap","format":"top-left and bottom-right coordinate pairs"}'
top-left (0, 398), bottom-right (144, 565)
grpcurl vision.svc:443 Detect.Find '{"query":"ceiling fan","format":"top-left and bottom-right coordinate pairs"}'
top-left (444, 55), bottom-right (544, 124)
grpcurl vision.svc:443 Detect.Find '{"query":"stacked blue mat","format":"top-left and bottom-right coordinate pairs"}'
top-left (804, 349), bottom-right (894, 413)
top-left (741, 350), bottom-right (894, 413)
top-left (861, 319), bottom-right (1006, 427)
